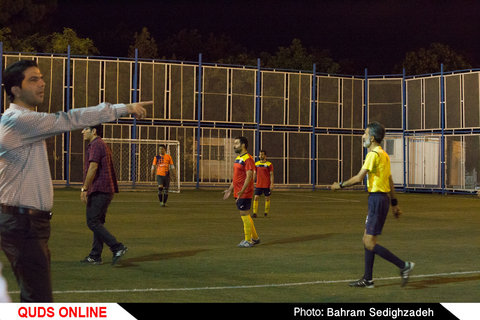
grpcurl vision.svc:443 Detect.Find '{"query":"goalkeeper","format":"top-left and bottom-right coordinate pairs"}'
top-left (151, 145), bottom-right (176, 207)
top-left (331, 121), bottom-right (414, 288)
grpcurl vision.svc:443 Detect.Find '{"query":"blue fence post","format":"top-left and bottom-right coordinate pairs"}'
top-left (131, 48), bottom-right (139, 188)
top-left (196, 53), bottom-right (202, 189)
top-left (65, 45), bottom-right (71, 186)
top-left (363, 68), bottom-right (369, 191)
top-left (402, 68), bottom-right (407, 191)
top-left (440, 63), bottom-right (446, 194)
top-left (0, 42), bottom-right (3, 114)
top-left (255, 58), bottom-right (261, 161)
top-left (311, 64), bottom-right (317, 190)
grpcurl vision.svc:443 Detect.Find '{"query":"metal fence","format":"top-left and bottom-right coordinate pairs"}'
top-left (2, 43), bottom-right (480, 193)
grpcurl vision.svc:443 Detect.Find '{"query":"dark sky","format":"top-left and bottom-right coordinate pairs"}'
top-left (53, 0), bottom-right (480, 74)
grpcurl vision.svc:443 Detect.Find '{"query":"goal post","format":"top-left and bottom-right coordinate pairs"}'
top-left (102, 138), bottom-right (181, 193)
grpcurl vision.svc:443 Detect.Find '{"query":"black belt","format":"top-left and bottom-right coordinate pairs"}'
top-left (0, 204), bottom-right (52, 220)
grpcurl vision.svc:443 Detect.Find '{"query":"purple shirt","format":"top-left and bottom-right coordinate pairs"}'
top-left (84, 137), bottom-right (118, 195)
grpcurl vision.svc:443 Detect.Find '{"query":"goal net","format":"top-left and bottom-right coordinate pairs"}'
top-left (102, 138), bottom-right (181, 193)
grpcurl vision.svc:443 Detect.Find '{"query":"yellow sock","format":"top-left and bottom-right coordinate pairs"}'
top-left (253, 198), bottom-right (259, 214)
top-left (240, 215), bottom-right (252, 242)
top-left (248, 215), bottom-right (259, 240)
top-left (265, 199), bottom-right (270, 214)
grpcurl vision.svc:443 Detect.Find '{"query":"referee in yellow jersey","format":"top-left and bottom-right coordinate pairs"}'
top-left (331, 121), bottom-right (414, 288)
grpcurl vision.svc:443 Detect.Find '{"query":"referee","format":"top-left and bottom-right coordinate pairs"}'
top-left (331, 121), bottom-right (414, 288)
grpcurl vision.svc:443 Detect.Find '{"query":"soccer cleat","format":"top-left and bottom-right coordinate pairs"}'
top-left (80, 256), bottom-right (102, 265)
top-left (252, 238), bottom-right (261, 245)
top-left (349, 278), bottom-right (374, 288)
top-left (251, 213), bottom-right (257, 218)
top-left (159, 202), bottom-right (164, 206)
top-left (237, 240), bottom-right (254, 248)
top-left (264, 213), bottom-right (268, 217)
top-left (400, 261), bottom-right (415, 287)
top-left (112, 246), bottom-right (128, 265)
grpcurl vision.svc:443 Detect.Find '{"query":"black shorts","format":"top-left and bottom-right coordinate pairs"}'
top-left (235, 198), bottom-right (252, 211)
top-left (254, 188), bottom-right (271, 196)
top-left (156, 175), bottom-right (170, 188)
top-left (365, 192), bottom-right (390, 236)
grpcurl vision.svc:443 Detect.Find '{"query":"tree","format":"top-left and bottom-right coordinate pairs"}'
top-left (260, 39), bottom-right (340, 73)
top-left (397, 43), bottom-right (471, 75)
top-left (46, 28), bottom-right (99, 55)
top-left (128, 27), bottom-right (158, 59)
top-left (159, 29), bottom-right (203, 61)
top-left (0, 0), bottom-right (57, 36)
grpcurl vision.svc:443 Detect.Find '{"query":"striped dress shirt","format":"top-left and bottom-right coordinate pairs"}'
top-left (0, 103), bottom-right (128, 211)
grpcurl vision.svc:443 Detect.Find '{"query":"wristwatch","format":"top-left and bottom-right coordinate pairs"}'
top-left (81, 187), bottom-right (88, 192)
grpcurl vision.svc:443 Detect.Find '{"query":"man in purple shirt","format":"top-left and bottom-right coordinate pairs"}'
top-left (81, 124), bottom-right (126, 265)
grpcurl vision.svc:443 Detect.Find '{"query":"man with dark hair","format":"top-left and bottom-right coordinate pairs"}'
top-left (223, 136), bottom-right (260, 247)
top-left (253, 149), bottom-right (274, 218)
top-left (0, 59), bottom-right (149, 301)
top-left (151, 144), bottom-right (176, 207)
top-left (331, 121), bottom-right (414, 288)
top-left (80, 125), bottom-right (127, 265)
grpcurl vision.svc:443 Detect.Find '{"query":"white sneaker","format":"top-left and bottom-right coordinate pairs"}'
top-left (237, 240), bottom-right (254, 248)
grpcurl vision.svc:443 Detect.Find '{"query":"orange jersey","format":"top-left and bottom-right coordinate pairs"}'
top-left (153, 154), bottom-right (173, 176)
top-left (255, 160), bottom-right (273, 188)
top-left (233, 153), bottom-right (255, 199)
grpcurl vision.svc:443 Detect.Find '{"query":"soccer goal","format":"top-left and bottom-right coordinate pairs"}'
top-left (102, 138), bottom-right (181, 193)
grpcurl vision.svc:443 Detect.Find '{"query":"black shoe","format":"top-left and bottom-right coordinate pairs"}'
top-left (349, 278), bottom-right (374, 288)
top-left (80, 256), bottom-right (102, 265)
top-left (400, 261), bottom-right (415, 287)
top-left (252, 238), bottom-right (261, 245)
top-left (112, 246), bottom-right (128, 265)
top-left (252, 213), bottom-right (257, 218)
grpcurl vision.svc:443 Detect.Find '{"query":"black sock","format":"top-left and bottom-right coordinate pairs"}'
top-left (373, 244), bottom-right (405, 269)
top-left (163, 190), bottom-right (168, 204)
top-left (158, 188), bottom-right (163, 202)
top-left (364, 248), bottom-right (375, 281)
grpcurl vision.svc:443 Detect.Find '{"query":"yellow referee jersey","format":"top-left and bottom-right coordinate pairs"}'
top-left (362, 146), bottom-right (391, 193)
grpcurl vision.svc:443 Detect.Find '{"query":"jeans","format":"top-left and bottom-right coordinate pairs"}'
top-left (86, 192), bottom-right (123, 258)
top-left (0, 211), bottom-right (53, 302)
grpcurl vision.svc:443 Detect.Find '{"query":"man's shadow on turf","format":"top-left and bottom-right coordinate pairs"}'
top-left (116, 249), bottom-right (209, 267)
top-left (260, 233), bottom-right (337, 246)
top-left (376, 275), bottom-right (480, 289)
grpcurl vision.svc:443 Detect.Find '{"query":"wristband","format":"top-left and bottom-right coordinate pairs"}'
top-left (391, 198), bottom-right (398, 206)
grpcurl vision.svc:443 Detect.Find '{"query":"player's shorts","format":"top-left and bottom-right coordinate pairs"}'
top-left (156, 175), bottom-right (170, 188)
top-left (254, 188), bottom-right (271, 196)
top-left (235, 198), bottom-right (252, 211)
top-left (365, 192), bottom-right (390, 236)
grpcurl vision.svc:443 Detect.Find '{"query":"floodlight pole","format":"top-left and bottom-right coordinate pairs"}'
top-left (363, 68), bottom-right (369, 191)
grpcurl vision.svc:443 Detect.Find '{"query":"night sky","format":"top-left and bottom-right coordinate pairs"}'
top-left (52, 0), bottom-right (480, 74)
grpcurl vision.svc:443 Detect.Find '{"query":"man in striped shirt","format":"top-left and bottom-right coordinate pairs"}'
top-left (0, 60), bottom-right (149, 302)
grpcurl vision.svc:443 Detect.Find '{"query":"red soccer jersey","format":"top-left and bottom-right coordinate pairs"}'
top-left (255, 160), bottom-right (273, 188)
top-left (233, 153), bottom-right (255, 199)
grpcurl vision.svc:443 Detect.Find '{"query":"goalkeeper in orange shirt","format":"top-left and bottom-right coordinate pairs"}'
top-left (151, 145), bottom-right (176, 207)
top-left (252, 150), bottom-right (274, 218)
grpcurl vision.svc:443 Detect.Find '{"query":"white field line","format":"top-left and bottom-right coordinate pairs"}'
top-left (54, 197), bottom-right (360, 204)
top-left (8, 270), bottom-right (479, 295)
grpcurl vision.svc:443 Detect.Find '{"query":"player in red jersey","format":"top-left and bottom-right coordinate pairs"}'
top-left (223, 137), bottom-right (260, 247)
top-left (252, 150), bottom-right (274, 218)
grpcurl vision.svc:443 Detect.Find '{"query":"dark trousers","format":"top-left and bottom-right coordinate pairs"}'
top-left (86, 192), bottom-right (122, 258)
top-left (0, 211), bottom-right (53, 302)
